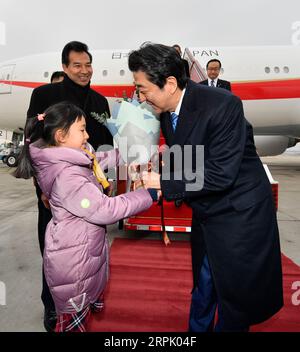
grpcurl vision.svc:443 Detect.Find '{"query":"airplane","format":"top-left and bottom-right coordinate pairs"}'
top-left (0, 45), bottom-right (300, 158)
top-left (0, 45), bottom-right (294, 234)
top-left (184, 46), bottom-right (300, 156)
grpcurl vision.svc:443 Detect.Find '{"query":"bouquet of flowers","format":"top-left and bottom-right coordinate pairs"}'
top-left (93, 100), bottom-right (172, 245)
top-left (92, 99), bottom-right (160, 168)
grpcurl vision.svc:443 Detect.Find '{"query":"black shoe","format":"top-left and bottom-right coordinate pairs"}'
top-left (43, 308), bottom-right (57, 332)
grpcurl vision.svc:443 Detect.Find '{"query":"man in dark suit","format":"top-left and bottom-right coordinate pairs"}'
top-left (200, 59), bottom-right (231, 91)
top-left (27, 41), bottom-right (113, 331)
top-left (128, 43), bottom-right (283, 332)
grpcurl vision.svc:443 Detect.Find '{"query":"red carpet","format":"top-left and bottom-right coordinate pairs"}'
top-left (89, 238), bottom-right (300, 332)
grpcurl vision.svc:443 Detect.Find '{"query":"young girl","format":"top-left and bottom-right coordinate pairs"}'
top-left (14, 102), bottom-right (154, 332)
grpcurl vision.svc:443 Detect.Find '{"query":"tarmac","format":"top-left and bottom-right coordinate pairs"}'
top-left (0, 145), bottom-right (299, 332)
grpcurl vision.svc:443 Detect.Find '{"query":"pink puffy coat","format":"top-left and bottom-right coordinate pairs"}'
top-left (30, 141), bottom-right (152, 314)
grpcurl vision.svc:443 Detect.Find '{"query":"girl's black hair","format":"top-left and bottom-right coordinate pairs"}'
top-left (13, 101), bottom-right (85, 179)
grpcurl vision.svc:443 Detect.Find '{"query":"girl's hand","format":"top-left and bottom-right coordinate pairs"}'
top-left (141, 171), bottom-right (161, 189)
top-left (128, 162), bottom-right (140, 181)
top-left (104, 180), bottom-right (114, 197)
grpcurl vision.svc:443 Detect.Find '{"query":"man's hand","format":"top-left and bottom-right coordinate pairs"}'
top-left (141, 171), bottom-right (161, 189)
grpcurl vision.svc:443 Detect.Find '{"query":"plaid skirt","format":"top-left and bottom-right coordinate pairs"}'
top-left (55, 295), bottom-right (104, 332)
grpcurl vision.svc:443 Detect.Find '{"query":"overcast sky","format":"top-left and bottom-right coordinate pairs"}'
top-left (1, 0), bottom-right (300, 61)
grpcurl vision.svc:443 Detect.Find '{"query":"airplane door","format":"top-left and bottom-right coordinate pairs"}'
top-left (0, 64), bottom-right (15, 94)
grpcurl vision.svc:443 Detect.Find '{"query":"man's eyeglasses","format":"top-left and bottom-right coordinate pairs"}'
top-left (207, 67), bottom-right (220, 71)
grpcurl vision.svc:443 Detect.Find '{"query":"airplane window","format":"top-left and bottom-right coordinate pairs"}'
top-left (44, 72), bottom-right (49, 78)
top-left (265, 67), bottom-right (270, 73)
top-left (283, 66), bottom-right (289, 73)
top-left (120, 69), bottom-right (125, 76)
top-left (102, 70), bottom-right (108, 77)
top-left (274, 66), bottom-right (280, 73)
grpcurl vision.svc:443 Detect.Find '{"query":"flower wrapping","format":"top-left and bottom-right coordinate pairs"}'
top-left (96, 100), bottom-right (160, 165)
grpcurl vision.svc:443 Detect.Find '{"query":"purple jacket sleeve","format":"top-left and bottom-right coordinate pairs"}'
top-left (51, 167), bottom-right (152, 225)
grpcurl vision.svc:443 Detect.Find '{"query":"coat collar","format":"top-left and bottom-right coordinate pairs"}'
top-left (29, 140), bottom-right (94, 198)
top-left (163, 80), bottom-right (204, 145)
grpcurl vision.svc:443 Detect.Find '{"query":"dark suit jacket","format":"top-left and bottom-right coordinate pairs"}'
top-left (200, 78), bottom-right (231, 91)
top-left (27, 74), bottom-right (113, 150)
top-left (160, 80), bottom-right (283, 326)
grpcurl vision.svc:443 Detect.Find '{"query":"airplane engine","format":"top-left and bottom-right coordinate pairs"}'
top-left (254, 135), bottom-right (298, 156)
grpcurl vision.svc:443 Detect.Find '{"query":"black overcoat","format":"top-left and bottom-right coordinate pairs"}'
top-left (160, 80), bottom-right (283, 326)
top-left (27, 75), bottom-right (113, 150)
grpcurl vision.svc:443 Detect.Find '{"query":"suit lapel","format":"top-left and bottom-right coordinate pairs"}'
top-left (161, 80), bottom-right (204, 146)
top-left (174, 106), bottom-right (200, 145)
top-left (161, 112), bottom-right (175, 145)
top-left (173, 82), bottom-right (204, 145)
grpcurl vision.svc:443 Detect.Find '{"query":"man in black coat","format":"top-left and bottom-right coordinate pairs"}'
top-left (26, 41), bottom-right (113, 331)
top-left (129, 43), bottom-right (283, 332)
top-left (200, 59), bottom-right (231, 91)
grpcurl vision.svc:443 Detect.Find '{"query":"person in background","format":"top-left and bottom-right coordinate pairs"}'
top-left (50, 71), bottom-right (65, 83)
top-left (14, 102), bottom-right (155, 332)
top-left (26, 41), bottom-right (113, 332)
top-left (200, 59), bottom-right (231, 91)
top-left (173, 44), bottom-right (190, 78)
top-left (129, 43), bottom-right (283, 332)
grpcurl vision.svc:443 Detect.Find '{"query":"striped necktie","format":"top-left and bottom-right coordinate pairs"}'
top-left (210, 80), bottom-right (215, 87)
top-left (170, 112), bottom-right (179, 132)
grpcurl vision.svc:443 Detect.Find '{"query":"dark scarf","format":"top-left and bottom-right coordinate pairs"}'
top-left (62, 74), bottom-right (90, 110)
top-left (61, 74), bottom-right (112, 149)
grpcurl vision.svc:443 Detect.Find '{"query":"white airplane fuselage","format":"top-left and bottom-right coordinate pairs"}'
top-left (0, 50), bottom-right (133, 132)
top-left (187, 46), bottom-right (300, 136)
top-left (0, 46), bottom-right (299, 155)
